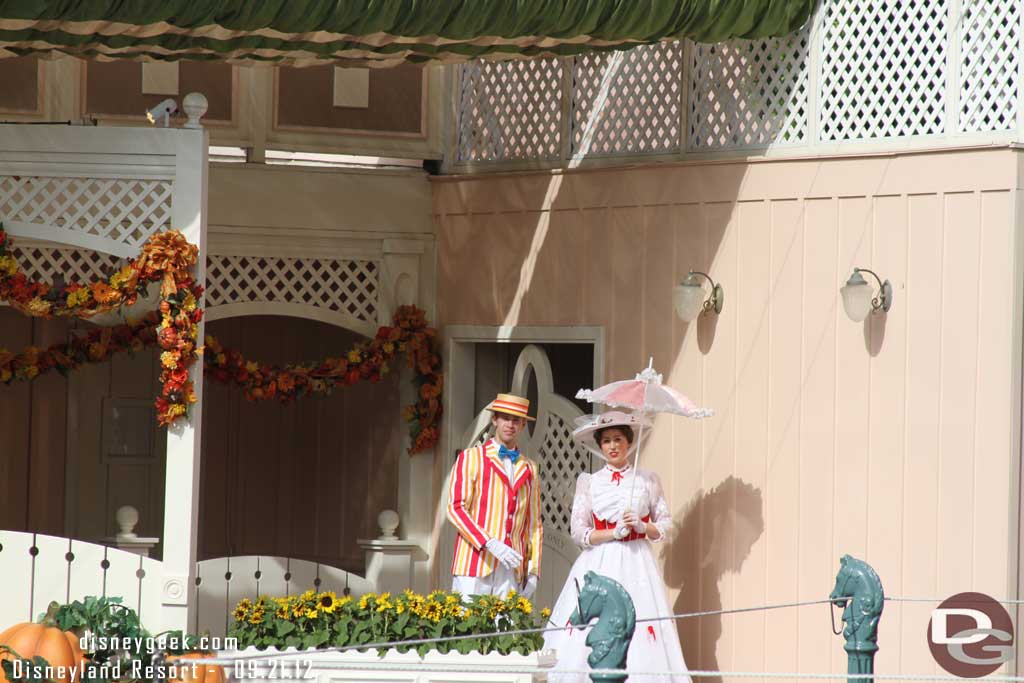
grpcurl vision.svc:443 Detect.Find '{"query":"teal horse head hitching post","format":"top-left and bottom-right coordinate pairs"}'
top-left (568, 571), bottom-right (637, 683)
top-left (829, 555), bottom-right (884, 683)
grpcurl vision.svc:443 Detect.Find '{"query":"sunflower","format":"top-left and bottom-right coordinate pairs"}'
top-left (317, 591), bottom-right (339, 614)
top-left (232, 598), bottom-right (253, 622)
top-left (540, 608), bottom-right (552, 619)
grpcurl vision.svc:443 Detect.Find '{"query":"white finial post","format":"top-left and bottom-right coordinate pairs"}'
top-left (182, 92), bottom-right (209, 129)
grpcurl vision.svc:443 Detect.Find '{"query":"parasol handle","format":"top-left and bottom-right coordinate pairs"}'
top-left (626, 418), bottom-right (645, 514)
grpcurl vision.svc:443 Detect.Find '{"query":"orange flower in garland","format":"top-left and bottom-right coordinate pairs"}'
top-left (0, 313), bottom-right (160, 387)
top-left (0, 226), bottom-right (204, 428)
top-left (204, 305), bottom-right (443, 454)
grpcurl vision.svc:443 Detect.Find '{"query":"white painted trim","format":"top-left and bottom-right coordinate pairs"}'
top-left (4, 220), bottom-right (140, 258)
top-left (432, 325), bottom-right (604, 586)
top-left (205, 302), bottom-right (376, 338)
top-left (160, 128), bottom-right (209, 633)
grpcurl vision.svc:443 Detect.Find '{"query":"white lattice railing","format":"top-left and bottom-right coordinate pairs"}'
top-left (451, 0), bottom-right (1024, 168)
top-left (4, 243), bottom-right (380, 333)
top-left (0, 531), bottom-right (377, 636)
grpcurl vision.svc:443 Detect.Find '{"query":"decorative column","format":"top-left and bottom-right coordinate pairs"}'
top-left (357, 510), bottom-right (423, 594)
top-left (160, 97), bottom-right (209, 632)
top-left (380, 239), bottom-right (434, 593)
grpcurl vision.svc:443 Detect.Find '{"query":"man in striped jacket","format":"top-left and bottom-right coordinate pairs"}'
top-left (447, 393), bottom-right (543, 598)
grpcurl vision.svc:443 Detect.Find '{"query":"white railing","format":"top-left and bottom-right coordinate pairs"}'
top-left (0, 531), bottom-right (375, 637)
top-left (194, 555), bottom-right (376, 637)
top-left (0, 531), bottom-right (163, 628)
top-left (449, 0), bottom-right (1022, 171)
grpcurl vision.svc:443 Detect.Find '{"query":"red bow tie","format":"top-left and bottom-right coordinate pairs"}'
top-left (611, 471), bottom-right (623, 485)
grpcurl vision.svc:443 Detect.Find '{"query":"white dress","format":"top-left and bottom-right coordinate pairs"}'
top-left (543, 465), bottom-right (692, 683)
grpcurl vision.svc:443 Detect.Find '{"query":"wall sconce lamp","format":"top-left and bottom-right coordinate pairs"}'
top-left (673, 270), bottom-right (724, 322)
top-left (840, 267), bottom-right (893, 322)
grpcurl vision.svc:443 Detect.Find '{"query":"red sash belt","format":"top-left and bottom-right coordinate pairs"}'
top-left (593, 514), bottom-right (650, 542)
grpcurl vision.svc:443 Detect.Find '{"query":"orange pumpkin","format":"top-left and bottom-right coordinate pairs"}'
top-left (167, 653), bottom-right (226, 683)
top-left (0, 623), bottom-right (84, 683)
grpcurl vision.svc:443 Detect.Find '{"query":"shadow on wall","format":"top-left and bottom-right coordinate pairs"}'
top-left (663, 476), bottom-right (764, 683)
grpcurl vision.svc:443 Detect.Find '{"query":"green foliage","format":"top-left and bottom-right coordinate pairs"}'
top-left (6, 597), bottom-right (205, 683)
top-left (228, 589), bottom-right (552, 657)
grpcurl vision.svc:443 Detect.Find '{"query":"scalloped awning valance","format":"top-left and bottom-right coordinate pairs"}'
top-left (0, 0), bottom-right (817, 67)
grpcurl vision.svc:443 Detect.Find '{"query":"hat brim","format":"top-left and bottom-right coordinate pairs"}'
top-left (571, 411), bottom-right (652, 449)
top-left (488, 404), bottom-right (537, 421)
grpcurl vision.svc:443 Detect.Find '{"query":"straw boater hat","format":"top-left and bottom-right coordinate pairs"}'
top-left (487, 393), bottom-right (536, 421)
top-left (571, 411), bottom-right (651, 458)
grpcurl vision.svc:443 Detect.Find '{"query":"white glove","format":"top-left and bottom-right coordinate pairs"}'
top-left (522, 573), bottom-right (539, 599)
top-left (621, 509), bottom-right (646, 533)
top-left (485, 539), bottom-right (524, 570)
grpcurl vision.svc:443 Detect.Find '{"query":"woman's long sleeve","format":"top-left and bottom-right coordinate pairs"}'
top-left (570, 472), bottom-right (595, 549)
top-left (648, 471), bottom-right (672, 542)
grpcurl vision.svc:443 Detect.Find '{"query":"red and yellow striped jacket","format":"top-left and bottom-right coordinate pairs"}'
top-left (446, 438), bottom-right (542, 580)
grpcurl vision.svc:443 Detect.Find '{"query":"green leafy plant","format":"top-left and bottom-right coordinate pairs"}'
top-left (228, 589), bottom-right (552, 657)
top-left (47, 596), bottom-right (199, 682)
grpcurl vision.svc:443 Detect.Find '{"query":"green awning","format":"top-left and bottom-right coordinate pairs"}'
top-left (0, 0), bottom-right (816, 67)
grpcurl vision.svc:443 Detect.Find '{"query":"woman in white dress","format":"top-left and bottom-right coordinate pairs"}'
top-left (543, 411), bottom-right (691, 683)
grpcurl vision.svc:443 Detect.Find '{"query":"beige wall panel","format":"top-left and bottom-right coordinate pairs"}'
top-left (796, 198), bottom-right (838, 674)
top-left (515, 210), bottom-right (567, 327)
top-left (975, 191), bottom-right (1015, 596)
top-left (901, 193), bottom-right (944, 676)
top-left (433, 148), bottom-right (1023, 675)
top-left (697, 201), bottom-right (739, 673)
top-left (866, 194), bottom-right (909, 674)
top-left (663, 203), bottom-right (706, 668)
top-left (641, 206), bottom-right (678, 394)
top-left (731, 200), bottom-right (770, 677)
top-left (432, 151), bottom-right (1020, 216)
top-left (835, 196), bottom-right (871, 564)
top-left (607, 207), bottom-right (645, 378)
top-left (937, 193), bottom-right (981, 596)
top-left (763, 198), bottom-right (803, 677)
top-left (209, 164), bottom-right (433, 236)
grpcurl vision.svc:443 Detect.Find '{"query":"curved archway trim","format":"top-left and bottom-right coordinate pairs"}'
top-left (204, 302), bottom-right (376, 338)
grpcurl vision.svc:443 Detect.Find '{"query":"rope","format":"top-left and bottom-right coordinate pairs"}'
top-left (197, 656), bottom-right (1024, 682)
top-left (202, 597), bottom-right (840, 662)
top-left (885, 596), bottom-right (1024, 606)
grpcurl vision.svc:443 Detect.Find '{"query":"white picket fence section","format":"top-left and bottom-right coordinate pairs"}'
top-left (194, 555), bottom-right (376, 638)
top-left (0, 531), bottom-right (163, 628)
top-left (0, 531), bottom-right (376, 637)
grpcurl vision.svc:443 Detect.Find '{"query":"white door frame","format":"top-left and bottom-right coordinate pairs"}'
top-left (430, 324), bottom-right (604, 587)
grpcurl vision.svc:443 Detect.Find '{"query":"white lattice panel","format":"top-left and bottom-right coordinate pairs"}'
top-left (205, 255), bottom-right (379, 323)
top-left (571, 42), bottom-right (683, 157)
top-left (819, 0), bottom-right (947, 141)
top-left (688, 29), bottom-right (810, 150)
top-left (0, 176), bottom-right (172, 248)
top-left (537, 412), bottom-right (591, 535)
top-left (10, 244), bottom-right (125, 285)
top-left (958, 0), bottom-right (1020, 133)
top-left (457, 57), bottom-right (564, 162)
